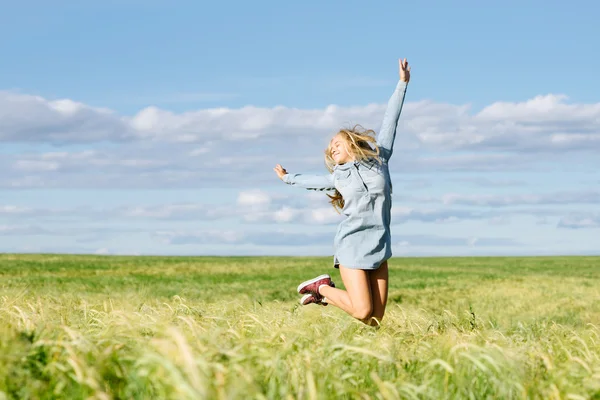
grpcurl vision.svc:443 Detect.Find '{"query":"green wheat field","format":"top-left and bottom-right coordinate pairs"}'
top-left (1, 254), bottom-right (599, 399)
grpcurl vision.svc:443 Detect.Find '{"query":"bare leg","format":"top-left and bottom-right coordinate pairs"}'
top-left (318, 265), bottom-right (373, 323)
top-left (368, 261), bottom-right (389, 326)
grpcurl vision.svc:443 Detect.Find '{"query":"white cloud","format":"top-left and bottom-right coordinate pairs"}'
top-left (126, 103), bottom-right (380, 143)
top-left (399, 190), bottom-right (600, 207)
top-left (0, 194), bottom-right (584, 229)
top-left (467, 237), bottom-right (478, 247)
top-left (273, 206), bottom-right (298, 223)
top-left (237, 189), bottom-right (272, 208)
top-left (3, 148), bottom-right (542, 190)
top-left (2, 90), bottom-right (600, 154)
top-left (189, 147), bottom-right (210, 156)
top-left (0, 225), bottom-right (50, 235)
top-left (449, 177), bottom-right (525, 188)
top-left (558, 213), bottom-right (600, 229)
top-left (0, 190), bottom-right (334, 224)
top-left (153, 229), bottom-right (520, 248)
top-left (1, 89), bottom-right (598, 256)
top-left (488, 216), bottom-right (511, 225)
top-left (118, 204), bottom-right (224, 220)
top-left (391, 206), bottom-right (489, 224)
top-left (152, 229), bottom-right (333, 246)
top-left (4, 87), bottom-right (600, 190)
top-left (0, 205), bottom-right (31, 215)
top-left (0, 92), bottom-right (131, 143)
top-left (14, 160), bottom-right (60, 171)
top-left (309, 207), bottom-right (343, 224)
top-left (442, 191), bottom-right (600, 206)
top-left (11, 150), bottom-right (168, 173)
top-left (391, 234), bottom-right (518, 247)
top-left (421, 94), bottom-right (600, 151)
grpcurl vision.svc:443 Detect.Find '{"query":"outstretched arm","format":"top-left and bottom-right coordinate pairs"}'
top-left (377, 58), bottom-right (410, 162)
top-left (274, 164), bottom-right (335, 191)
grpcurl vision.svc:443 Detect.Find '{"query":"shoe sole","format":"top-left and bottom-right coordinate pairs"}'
top-left (297, 274), bottom-right (331, 294)
top-left (300, 294), bottom-right (313, 305)
top-left (300, 293), bottom-right (328, 306)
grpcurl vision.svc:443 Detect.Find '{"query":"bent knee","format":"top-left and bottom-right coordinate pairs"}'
top-left (352, 305), bottom-right (373, 321)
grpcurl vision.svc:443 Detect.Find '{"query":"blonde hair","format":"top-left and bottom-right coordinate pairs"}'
top-left (324, 124), bottom-right (381, 211)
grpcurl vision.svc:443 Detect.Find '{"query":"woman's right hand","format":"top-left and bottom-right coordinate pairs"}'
top-left (399, 58), bottom-right (410, 83)
top-left (273, 164), bottom-right (288, 180)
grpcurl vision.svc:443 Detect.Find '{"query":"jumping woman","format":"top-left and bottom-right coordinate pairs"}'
top-left (274, 58), bottom-right (410, 326)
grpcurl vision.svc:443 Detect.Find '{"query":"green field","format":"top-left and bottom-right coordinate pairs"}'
top-left (1, 254), bottom-right (599, 399)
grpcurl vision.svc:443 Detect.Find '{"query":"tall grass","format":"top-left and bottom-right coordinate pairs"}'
top-left (1, 254), bottom-right (599, 399)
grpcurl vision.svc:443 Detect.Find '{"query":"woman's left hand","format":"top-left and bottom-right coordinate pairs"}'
top-left (399, 58), bottom-right (410, 83)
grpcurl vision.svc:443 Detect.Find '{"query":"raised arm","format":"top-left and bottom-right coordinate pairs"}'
top-left (377, 58), bottom-right (410, 162)
top-left (274, 164), bottom-right (335, 191)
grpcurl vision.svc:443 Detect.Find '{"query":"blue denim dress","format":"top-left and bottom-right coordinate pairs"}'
top-left (282, 80), bottom-right (408, 270)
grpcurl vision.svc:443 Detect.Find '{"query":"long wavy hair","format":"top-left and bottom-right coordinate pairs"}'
top-left (325, 125), bottom-right (381, 211)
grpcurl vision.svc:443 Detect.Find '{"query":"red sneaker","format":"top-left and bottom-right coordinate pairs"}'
top-left (297, 274), bottom-right (335, 296)
top-left (300, 293), bottom-right (328, 306)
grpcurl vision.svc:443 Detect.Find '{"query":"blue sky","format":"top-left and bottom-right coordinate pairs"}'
top-left (1, 0), bottom-right (599, 256)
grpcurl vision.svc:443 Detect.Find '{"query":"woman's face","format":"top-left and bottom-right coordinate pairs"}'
top-left (330, 134), bottom-right (352, 164)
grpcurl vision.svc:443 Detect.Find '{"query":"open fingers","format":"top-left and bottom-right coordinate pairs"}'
top-left (398, 58), bottom-right (409, 72)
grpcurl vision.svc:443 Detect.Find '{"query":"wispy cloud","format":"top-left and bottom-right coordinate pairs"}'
top-left (0, 225), bottom-right (50, 235)
top-left (3, 189), bottom-right (591, 230)
top-left (558, 213), bottom-right (600, 229)
top-left (151, 229), bottom-right (519, 248)
top-left (393, 234), bottom-right (520, 247)
top-left (449, 177), bottom-right (526, 188)
top-left (398, 190), bottom-right (600, 207)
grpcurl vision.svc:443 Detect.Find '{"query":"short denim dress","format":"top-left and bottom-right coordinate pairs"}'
top-left (282, 80), bottom-right (408, 270)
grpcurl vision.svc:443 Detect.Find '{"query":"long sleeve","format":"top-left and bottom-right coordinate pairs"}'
top-left (377, 80), bottom-right (408, 162)
top-left (282, 173), bottom-right (335, 191)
